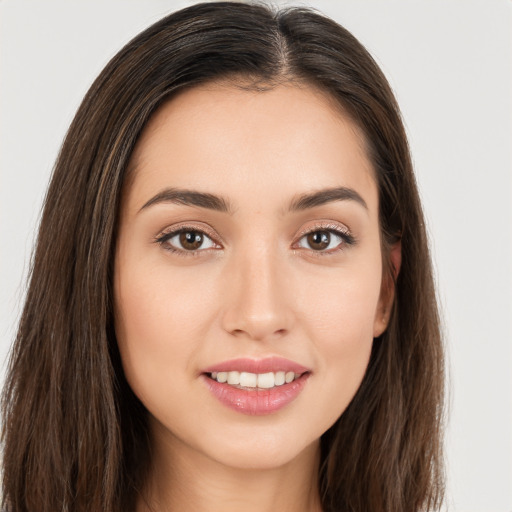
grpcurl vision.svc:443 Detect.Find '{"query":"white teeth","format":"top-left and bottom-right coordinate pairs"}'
top-left (239, 372), bottom-right (257, 387)
top-left (211, 370), bottom-right (302, 389)
top-left (227, 371), bottom-right (240, 385)
top-left (285, 371), bottom-right (295, 383)
top-left (274, 371), bottom-right (285, 386)
top-left (257, 372), bottom-right (274, 389)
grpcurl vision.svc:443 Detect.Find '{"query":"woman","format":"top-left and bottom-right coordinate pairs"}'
top-left (1, 2), bottom-right (445, 511)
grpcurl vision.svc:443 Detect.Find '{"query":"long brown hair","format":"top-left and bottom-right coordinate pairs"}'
top-left (1, 2), bottom-right (444, 511)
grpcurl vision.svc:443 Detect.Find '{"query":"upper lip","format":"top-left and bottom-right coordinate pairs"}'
top-left (202, 356), bottom-right (310, 375)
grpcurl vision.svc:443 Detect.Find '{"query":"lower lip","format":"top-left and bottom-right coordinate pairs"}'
top-left (202, 373), bottom-right (310, 415)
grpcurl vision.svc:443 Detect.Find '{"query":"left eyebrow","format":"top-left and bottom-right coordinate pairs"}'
top-left (139, 188), bottom-right (233, 214)
top-left (288, 186), bottom-right (368, 212)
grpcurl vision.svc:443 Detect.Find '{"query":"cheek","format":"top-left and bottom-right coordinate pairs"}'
top-left (115, 254), bottom-right (214, 339)
top-left (297, 262), bottom-right (381, 418)
top-left (113, 259), bottom-right (211, 408)
top-left (300, 258), bottom-right (382, 346)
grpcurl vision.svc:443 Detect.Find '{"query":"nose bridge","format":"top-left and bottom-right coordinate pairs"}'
top-left (221, 239), bottom-right (293, 341)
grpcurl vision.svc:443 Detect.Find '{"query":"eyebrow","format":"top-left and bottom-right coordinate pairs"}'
top-left (140, 188), bottom-right (232, 213)
top-left (139, 186), bottom-right (367, 214)
top-left (288, 186), bottom-right (368, 212)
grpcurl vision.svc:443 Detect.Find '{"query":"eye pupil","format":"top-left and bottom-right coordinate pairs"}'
top-left (179, 231), bottom-right (203, 250)
top-left (307, 231), bottom-right (330, 250)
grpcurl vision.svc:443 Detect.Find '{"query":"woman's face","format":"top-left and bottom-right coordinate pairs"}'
top-left (114, 82), bottom-right (392, 470)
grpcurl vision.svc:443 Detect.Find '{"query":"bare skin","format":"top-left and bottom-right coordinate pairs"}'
top-left (114, 81), bottom-right (398, 512)
top-left (138, 422), bottom-right (322, 512)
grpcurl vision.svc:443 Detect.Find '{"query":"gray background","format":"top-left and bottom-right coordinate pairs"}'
top-left (1, 1), bottom-right (511, 510)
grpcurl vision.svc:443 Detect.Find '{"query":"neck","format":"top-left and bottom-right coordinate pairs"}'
top-left (137, 423), bottom-right (323, 512)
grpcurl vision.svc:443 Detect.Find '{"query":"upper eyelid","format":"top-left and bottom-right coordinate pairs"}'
top-left (293, 224), bottom-right (355, 250)
top-left (155, 220), bottom-right (353, 248)
top-left (294, 221), bottom-right (351, 239)
top-left (155, 222), bottom-right (223, 245)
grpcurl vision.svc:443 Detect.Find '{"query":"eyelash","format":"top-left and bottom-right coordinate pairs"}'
top-left (154, 224), bottom-right (220, 258)
top-left (154, 223), bottom-right (356, 258)
top-left (295, 222), bottom-right (356, 257)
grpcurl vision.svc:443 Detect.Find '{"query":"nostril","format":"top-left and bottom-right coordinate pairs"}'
top-left (229, 327), bottom-right (288, 341)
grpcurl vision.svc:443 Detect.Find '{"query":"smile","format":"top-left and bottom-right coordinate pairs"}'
top-left (209, 370), bottom-right (301, 389)
top-left (201, 357), bottom-right (311, 415)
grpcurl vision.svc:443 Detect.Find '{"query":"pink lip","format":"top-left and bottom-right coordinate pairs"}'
top-left (202, 356), bottom-right (309, 374)
top-left (201, 357), bottom-right (311, 416)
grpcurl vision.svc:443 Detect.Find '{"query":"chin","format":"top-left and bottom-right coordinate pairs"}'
top-left (194, 423), bottom-right (322, 471)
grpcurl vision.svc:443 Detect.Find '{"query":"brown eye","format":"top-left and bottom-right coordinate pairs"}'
top-left (179, 231), bottom-right (204, 250)
top-left (158, 228), bottom-right (217, 253)
top-left (306, 231), bottom-right (331, 250)
top-left (295, 227), bottom-right (354, 253)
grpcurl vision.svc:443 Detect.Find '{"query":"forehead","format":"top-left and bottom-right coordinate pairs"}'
top-left (125, 82), bottom-right (377, 214)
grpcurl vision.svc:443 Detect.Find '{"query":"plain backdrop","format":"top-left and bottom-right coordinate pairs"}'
top-left (1, 1), bottom-right (511, 510)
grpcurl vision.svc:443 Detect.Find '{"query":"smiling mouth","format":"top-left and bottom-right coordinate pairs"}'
top-left (201, 357), bottom-right (311, 414)
top-left (206, 370), bottom-right (305, 390)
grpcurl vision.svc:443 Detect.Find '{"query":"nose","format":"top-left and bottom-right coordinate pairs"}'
top-left (221, 246), bottom-right (294, 342)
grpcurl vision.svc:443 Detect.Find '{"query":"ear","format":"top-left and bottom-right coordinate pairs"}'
top-left (373, 240), bottom-right (401, 337)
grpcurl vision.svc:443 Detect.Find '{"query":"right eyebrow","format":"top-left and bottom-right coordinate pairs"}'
top-left (288, 186), bottom-right (368, 212)
top-left (139, 187), bottom-right (233, 214)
